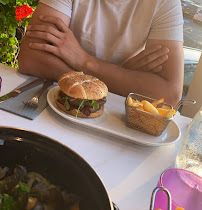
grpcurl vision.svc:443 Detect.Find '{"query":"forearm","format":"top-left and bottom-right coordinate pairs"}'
top-left (18, 36), bottom-right (74, 81)
top-left (18, 54), bottom-right (72, 81)
top-left (83, 56), bottom-right (175, 104)
top-left (18, 2), bottom-right (72, 81)
top-left (78, 41), bottom-right (184, 107)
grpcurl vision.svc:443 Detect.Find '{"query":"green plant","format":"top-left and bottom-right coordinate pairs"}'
top-left (0, 0), bottom-right (39, 68)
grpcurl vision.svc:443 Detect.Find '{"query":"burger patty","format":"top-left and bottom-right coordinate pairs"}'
top-left (57, 91), bottom-right (106, 116)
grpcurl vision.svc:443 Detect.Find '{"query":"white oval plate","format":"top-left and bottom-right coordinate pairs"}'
top-left (47, 86), bottom-right (181, 147)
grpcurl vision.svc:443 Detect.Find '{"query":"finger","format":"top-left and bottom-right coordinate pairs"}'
top-left (136, 47), bottom-right (169, 69)
top-left (39, 15), bottom-right (68, 33)
top-left (29, 42), bottom-right (58, 55)
top-left (151, 65), bottom-right (163, 73)
top-left (26, 31), bottom-right (59, 46)
top-left (140, 54), bottom-right (168, 72)
top-left (123, 45), bottom-right (166, 69)
top-left (27, 25), bottom-right (62, 39)
top-left (135, 45), bottom-right (164, 62)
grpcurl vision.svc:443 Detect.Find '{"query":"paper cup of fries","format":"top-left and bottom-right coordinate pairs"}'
top-left (125, 93), bottom-right (176, 136)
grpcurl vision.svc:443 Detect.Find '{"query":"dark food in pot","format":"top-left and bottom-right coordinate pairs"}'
top-left (0, 165), bottom-right (80, 210)
top-left (0, 127), bottom-right (115, 210)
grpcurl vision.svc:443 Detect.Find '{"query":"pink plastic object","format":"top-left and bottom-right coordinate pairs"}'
top-left (154, 168), bottom-right (202, 210)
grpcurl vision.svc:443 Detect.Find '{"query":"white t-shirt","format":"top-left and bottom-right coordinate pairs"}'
top-left (39, 0), bottom-right (183, 65)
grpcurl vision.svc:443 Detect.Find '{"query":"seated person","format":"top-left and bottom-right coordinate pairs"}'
top-left (18, 0), bottom-right (184, 107)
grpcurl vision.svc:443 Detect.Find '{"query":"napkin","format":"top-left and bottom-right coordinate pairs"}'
top-left (0, 78), bottom-right (54, 120)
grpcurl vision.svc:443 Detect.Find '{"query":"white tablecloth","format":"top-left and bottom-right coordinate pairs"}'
top-left (0, 63), bottom-right (192, 210)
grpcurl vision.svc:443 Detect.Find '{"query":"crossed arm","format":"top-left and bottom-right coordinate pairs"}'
top-left (18, 3), bottom-right (184, 107)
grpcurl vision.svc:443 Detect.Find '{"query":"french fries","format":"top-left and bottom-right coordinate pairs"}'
top-left (143, 100), bottom-right (160, 116)
top-left (126, 96), bottom-right (176, 118)
top-left (152, 98), bottom-right (164, 107)
top-left (126, 97), bottom-right (143, 109)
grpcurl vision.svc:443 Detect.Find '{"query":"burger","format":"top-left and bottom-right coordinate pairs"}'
top-left (55, 72), bottom-right (108, 118)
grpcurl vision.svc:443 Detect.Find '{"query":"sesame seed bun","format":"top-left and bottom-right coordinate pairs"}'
top-left (58, 72), bottom-right (108, 100)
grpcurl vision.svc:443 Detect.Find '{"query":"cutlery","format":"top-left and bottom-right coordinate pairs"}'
top-left (23, 80), bottom-right (54, 109)
top-left (0, 78), bottom-right (45, 104)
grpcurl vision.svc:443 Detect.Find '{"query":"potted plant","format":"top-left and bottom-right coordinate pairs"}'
top-left (0, 0), bottom-right (39, 68)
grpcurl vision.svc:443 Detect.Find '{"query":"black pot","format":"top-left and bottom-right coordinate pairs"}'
top-left (0, 126), bottom-right (119, 210)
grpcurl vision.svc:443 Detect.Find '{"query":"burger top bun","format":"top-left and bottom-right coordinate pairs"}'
top-left (58, 72), bottom-right (108, 100)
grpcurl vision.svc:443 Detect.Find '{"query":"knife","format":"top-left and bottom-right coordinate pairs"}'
top-left (0, 78), bottom-right (45, 104)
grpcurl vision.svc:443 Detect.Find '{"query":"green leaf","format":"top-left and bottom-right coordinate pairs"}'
top-left (1, 33), bottom-right (8, 39)
top-left (90, 100), bottom-right (99, 109)
top-left (0, 194), bottom-right (17, 209)
top-left (65, 98), bottom-right (70, 110)
top-left (9, 37), bottom-right (18, 45)
top-left (8, 26), bottom-right (16, 37)
top-left (0, 0), bottom-right (10, 5)
top-left (76, 100), bottom-right (85, 117)
top-left (14, 182), bottom-right (30, 198)
top-left (58, 94), bottom-right (67, 101)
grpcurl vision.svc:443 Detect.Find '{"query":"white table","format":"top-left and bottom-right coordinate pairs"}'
top-left (0, 63), bottom-right (192, 210)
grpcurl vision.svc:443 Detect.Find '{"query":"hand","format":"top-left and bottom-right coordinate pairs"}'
top-left (26, 15), bottom-right (88, 70)
top-left (122, 45), bottom-right (169, 73)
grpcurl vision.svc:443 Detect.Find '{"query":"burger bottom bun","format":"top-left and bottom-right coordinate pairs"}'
top-left (56, 100), bottom-right (104, 118)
